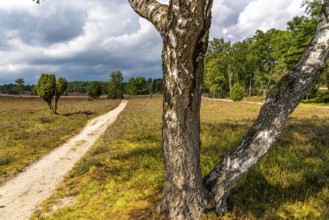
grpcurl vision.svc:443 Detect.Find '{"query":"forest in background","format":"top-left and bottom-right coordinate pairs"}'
top-left (2, 3), bottom-right (329, 102)
top-left (204, 4), bottom-right (329, 100)
top-left (0, 77), bottom-right (163, 96)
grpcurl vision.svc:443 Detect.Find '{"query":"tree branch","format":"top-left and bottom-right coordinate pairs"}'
top-left (128, 0), bottom-right (169, 35)
top-left (203, 2), bottom-right (329, 216)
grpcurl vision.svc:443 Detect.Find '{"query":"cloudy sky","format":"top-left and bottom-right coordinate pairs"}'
top-left (0, 0), bottom-right (305, 84)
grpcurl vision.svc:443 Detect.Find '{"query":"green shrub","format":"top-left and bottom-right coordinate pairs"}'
top-left (37, 73), bottom-right (56, 114)
top-left (303, 91), bottom-right (329, 103)
top-left (87, 81), bottom-right (102, 99)
top-left (108, 71), bottom-right (124, 99)
top-left (230, 84), bottom-right (245, 101)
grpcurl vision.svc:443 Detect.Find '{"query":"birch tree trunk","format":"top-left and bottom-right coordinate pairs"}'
top-left (203, 3), bottom-right (329, 215)
top-left (129, 0), bottom-right (329, 218)
top-left (32, 0), bottom-right (329, 218)
top-left (128, 0), bottom-right (213, 218)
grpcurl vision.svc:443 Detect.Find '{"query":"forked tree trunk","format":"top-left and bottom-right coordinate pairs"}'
top-left (47, 101), bottom-right (54, 115)
top-left (129, 0), bottom-right (329, 219)
top-left (129, 0), bottom-right (213, 218)
top-left (203, 4), bottom-right (329, 215)
top-left (157, 10), bottom-right (211, 220)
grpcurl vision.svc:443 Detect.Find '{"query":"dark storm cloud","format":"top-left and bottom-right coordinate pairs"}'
top-left (0, 0), bottom-right (304, 84)
top-left (37, 9), bottom-right (85, 44)
top-left (0, 7), bottom-right (85, 46)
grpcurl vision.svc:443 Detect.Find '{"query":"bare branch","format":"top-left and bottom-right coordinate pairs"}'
top-left (128, 0), bottom-right (169, 34)
top-left (203, 2), bottom-right (329, 216)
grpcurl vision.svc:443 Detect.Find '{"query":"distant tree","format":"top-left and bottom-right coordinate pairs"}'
top-left (302, 0), bottom-right (324, 17)
top-left (87, 81), bottom-right (102, 99)
top-left (31, 85), bottom-right (38, 95)
top-left (15, 78), bottom-right (25, 95)
top-left (66, 81), bottom-right (89, 93)
top-left (24, 84), bottom-right (33, 92)
top-left (126, 77), bottom-right (148, 95)
top-left (285, 16), bottom-right (317, 69)
top-left (152, 78), bottom-right (164, 94)
top-left (37, 73), bottom-right (56, 114)
top-left (54, 78), bottom-right (68, 114)
top-left (147, 78), bottom-right (154, 97)
top-left (100, 81), bottom-right (108, 95)
top-left (204, 59), bottom-right (229, 98)
top-left (0, 84), bottom-right (14, 94)
top-left (204, 38), bottom-right (232, 97)
top-left (230, 84), bottom-right (246, 101)
top-left (108, 71), bottom-right (124, 99)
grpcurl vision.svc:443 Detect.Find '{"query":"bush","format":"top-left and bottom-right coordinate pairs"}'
top-left (108, 71), bottom-right (124, 99)
top-left (303, 91), bottom-right (329, 103)
top-left (230, 84), bottom-right (245, 101)
top-left (87, 81), bottom-right (102, 99)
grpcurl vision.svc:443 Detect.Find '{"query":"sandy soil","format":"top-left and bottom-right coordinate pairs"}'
top-left (0, 100), bottom-right (127, 220)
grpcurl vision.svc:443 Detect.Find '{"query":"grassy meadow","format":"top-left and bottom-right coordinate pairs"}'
top-left (31, 96), bottom-right (329, 219)
top-left (0, 96), bottom-right (120, 184)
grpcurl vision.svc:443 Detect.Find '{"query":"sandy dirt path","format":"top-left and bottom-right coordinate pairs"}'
top-left (0, 100), bottom-right (127, 220)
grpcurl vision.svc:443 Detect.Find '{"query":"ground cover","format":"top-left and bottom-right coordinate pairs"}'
top-left (32, 96), bottom-right (329, 219)
top-left (0, 96), bottom-right (120, 184)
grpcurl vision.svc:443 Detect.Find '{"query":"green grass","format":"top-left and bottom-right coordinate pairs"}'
top-left (302, 90), bottom-right (329, 105)
top-left (0, 96), bottom-right (120, 183)
top-left (32, 96), bottom-right (329, 219)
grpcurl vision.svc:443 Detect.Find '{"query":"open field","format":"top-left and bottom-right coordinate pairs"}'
top-left (0, 96), bottom-right (121, 184)
top-left (31, 96), bottom-right (329, 219)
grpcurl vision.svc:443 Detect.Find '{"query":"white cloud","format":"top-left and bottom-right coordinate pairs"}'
top-left (0, 0), bottom-right (308, 84)
top-left (233, 0), bottom-right (305, 39)
top-left (212, 0), bottom-right (232, 27)
top-left (0, 0), bottom-right (36, 12)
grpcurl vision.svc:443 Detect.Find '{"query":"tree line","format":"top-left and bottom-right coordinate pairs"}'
top-left (0, 79), bottom-right (35, 95)
top-left (30, 0), bottom-right (329, 218)
top-left (0, 72), bottom-right (163, 98)
top-left (204, 6), bottom-right (329, 100)
top-left (86, 71), bottom-right (163, 99)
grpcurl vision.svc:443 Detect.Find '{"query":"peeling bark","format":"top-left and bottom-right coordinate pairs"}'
top-left (128, 0), bottom-right (169, 36)
top-left (129, 0), bottom-right (329, 218)
top-left (129, 0), bottom-right (213, 219)
top-left (203, 3), bottom-right (329, 215)
top-left (157, 1), bottom-right (213, 219)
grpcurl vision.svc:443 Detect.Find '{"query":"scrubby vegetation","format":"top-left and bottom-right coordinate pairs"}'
top-left (32, 97), bottom-right (329, 219)
top-left (108, 71), bottom-right (125, 99)
top-left (230, 84), bottom-right (245, 101)
top-left (87, 81), bottom-right (103, 99)
top-left (0, 96), bottom-right (120, 184)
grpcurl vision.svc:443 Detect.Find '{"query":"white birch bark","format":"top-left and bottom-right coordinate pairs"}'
top-left (203, 3), bottom-right (329, 215)
top-left (128, 0), bottom-right (213, 219)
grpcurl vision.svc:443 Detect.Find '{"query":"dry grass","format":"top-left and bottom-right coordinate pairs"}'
top-left (29, 96), bottom-right (329, 219)
top-left (0, 96), bottom-right (120, 184)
